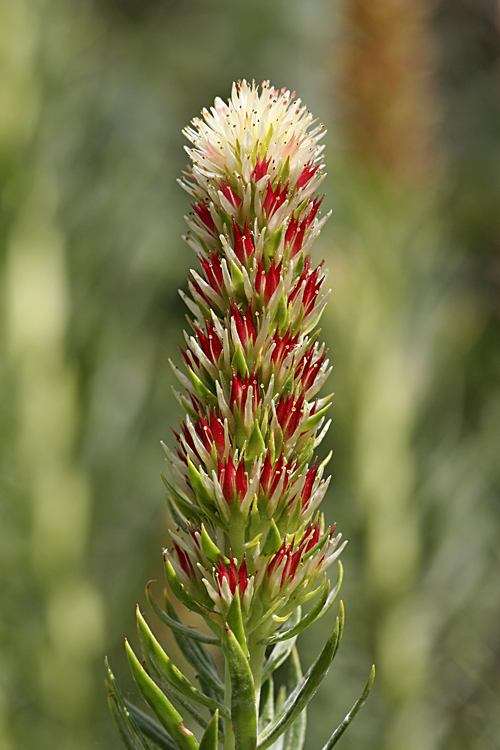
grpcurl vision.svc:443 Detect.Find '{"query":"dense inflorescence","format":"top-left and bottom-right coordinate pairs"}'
top-left (164, 79), bottom-right (344, 635)
top-left (107, 80), bottom-right (374, 750)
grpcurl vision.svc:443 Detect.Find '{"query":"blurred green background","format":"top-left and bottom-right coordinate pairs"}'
top-left (1, 0), bottom-right (499, 748)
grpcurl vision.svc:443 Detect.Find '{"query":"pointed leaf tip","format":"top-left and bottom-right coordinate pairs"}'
top-left (125, 639), bottom-right (199, 750)
top-left (320, 665), bottom-right (375, 749)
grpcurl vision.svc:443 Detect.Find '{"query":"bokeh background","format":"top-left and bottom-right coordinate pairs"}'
top-left (1, 1), bottom-right (499, 748)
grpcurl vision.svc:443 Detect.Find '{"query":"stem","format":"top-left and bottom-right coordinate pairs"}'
top-left (224, 657), bottom-right (235, 750)
top-left (248, 639), bottom-right (267, 720)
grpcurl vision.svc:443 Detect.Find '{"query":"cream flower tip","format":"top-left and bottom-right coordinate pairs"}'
top-left (183, 79), bottom-right (326, 185)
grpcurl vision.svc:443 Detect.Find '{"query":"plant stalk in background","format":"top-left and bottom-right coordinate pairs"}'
top-left (106, 80), bottom-right (374, 750)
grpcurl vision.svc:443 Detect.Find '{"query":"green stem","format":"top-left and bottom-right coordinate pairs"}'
top-left (248, 639), bottom-right (267, 721)
top-left (224, 657), bottom-right (235, 750)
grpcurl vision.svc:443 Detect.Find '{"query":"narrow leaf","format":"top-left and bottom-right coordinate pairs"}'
top-left (200, 524), bottom-right (227, 565)
top-left (257, 605), bottom-right (344, 750)
top-left (320, 666), bottom-right (375, 749)
top-left (125, 702), bottom-right (180, 750)
top-left (199, 710), bottom-right (219, 750)
top-left (163, 557), bottom-right (201, 614)
top-left (188, 368), bottom-right (217, 405)
top-left (147, 584), bottom-right (220, 646)
top-left (125, 639), bottom-right (199, 750)
top-left (105, 657), bottom-right (151, 750)
top-left (259, 676), bottom-right (274, 734)
top-left (224, 626), bottom-right (257, 750)
top-left (282, 647), bottom-right (306, 750)
top-left (108, 693), bottom-right (152, 750)
top-left (162, 475), bottom-right (202, 523)
top-left (262, 562), bottom-right (342, 645)
top-left (163, 594), bottom-right (224, 699)
top-left (302, 402), bottom-right (331, 432)
top-left (137, 607), bottom-right (228, 718)
top-left (226, 589), bottom-right (248, 657)
top-left (261, 608), bottom-right (301, 684)
top-left (187, 457), bottom-right (216, 511)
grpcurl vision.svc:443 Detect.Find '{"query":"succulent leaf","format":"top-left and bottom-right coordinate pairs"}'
top-left (282, 647), bottom-right (306, 750)
top-left (125, 640), bottom-right (199, 750)
top-left (125, 702), bottom-right (181, 750)
top-left (199, 710), bottom-right (220, 750)
top-left (108, 693), bottom-right (152, 750)
top-left (136, 607), bottom-right (228, 718)
top-left (257, 606), bottom-right (343, 750)
top-left (146, 584), bottom-right (220, 646)
top-left (319, 666), bottom-right (376, 749)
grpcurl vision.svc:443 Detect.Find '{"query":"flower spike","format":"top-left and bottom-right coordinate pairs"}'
top-left (108, 80), bottom-right (373, 750)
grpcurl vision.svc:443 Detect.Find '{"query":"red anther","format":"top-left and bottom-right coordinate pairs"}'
top-left (211, 253), bottom-right (225, 286)
top-left (208, 330), bottom-right (223, 362)
top-left (263, 183), bottom-right (276, 216)
top-left (251, 155), bottom-right (272, 182)
top-left (276, 396), bottom-right (292, 431)
top-left (228, 553), bottom-right (238, 593)
top-left (270, 454), bottom-right (286, 496)
top-left (264, 260), bottom-right (282, 305)
top-left (263, 181), bottom-right (287, 217)
top-left (276, 184), bottom-right (288, 210)
top-left (236, 460), bottom-right (248, 499)
top-left (260, 452), bottom-right (273, 495)
top-left (222, 455), bottom-right (236, 504)
top-left (199, 415), bottom-right (213, 452)
top-left (268, 541), bottom-right (287, 578)
top-left (216, 559), bottom-right (230, 589)
top-left (288, 406), bottom-right (302, 438)
top-left (271, 329), bottom-right (299, 368)
top-left (243, 222), bottom-right (254, 259)
top-left (287, 549), bottom-right (302, 583)
top-left (174, 543), bottom-right (195, 579)
top-left (302, 359), bottom-right (323, 392)
top-left (302, 460), bottom-right (318, 508)
top-left (305, 195), bottom-right (323, 227)
top-left (210, 411), bottom-right (226, 455)
top-left (233, 221), bottom-right (245, 264)
top-left (281, 555), bottom-right (291, 586)
top-left (305, 523), bottom-right (321, 553)
top-left (230, 374), bottom-right (244, 409)
top-left (296, 162), bottom-right (320, 190)
top-left (244, 306), bottom-right (256, 343)
top-left (200, 255), bottom-right (223, 297)
top-left (238, 555), bottom-right (248, 595)
top-left (195, 327), bottom-right (211, 359)
top-left (179, 347), bottom-right (193, 369)
top-left (192, 201), bottom-right (215, 233)
top-left (291, 224), bottom-right (306, 257)
top-left (300, 267), bottom-right (323, 315)
top-left (285, 214), bottom-right (299, 248)
top-left (181, 423), bottom-right (196, 453)
top-left (256, 258), bottom-right (265, 298)
top-left (220, 179), bottom-right (242, 208)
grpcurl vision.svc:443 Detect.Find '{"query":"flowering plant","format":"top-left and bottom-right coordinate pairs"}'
top-left (106, 80), bottom-right (374, 750)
